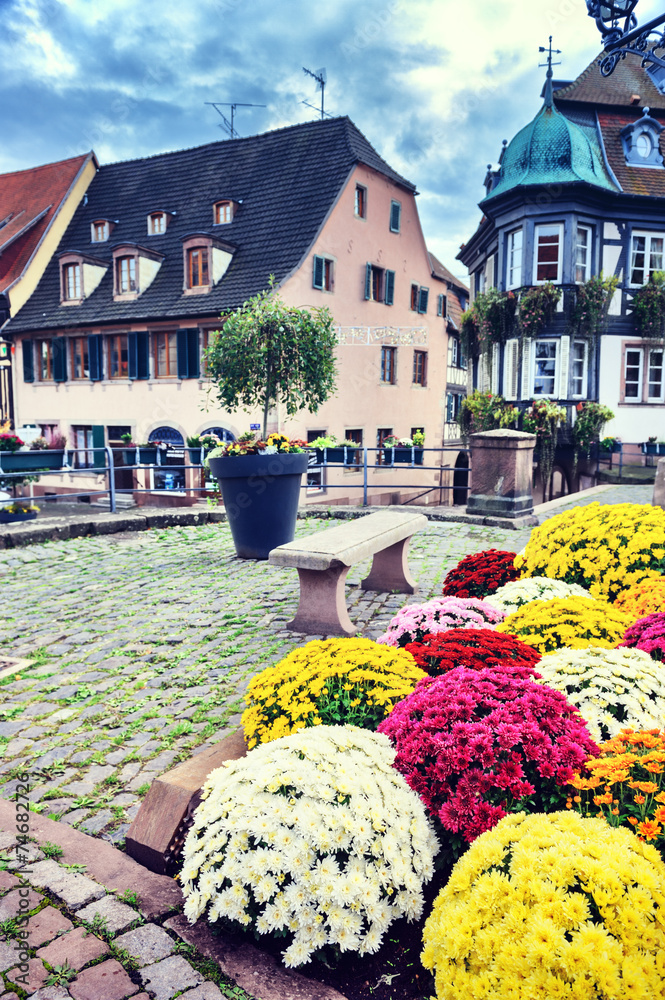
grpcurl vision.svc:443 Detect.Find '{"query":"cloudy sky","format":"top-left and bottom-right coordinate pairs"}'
top-left (1, 0), bottom-right (662, 278)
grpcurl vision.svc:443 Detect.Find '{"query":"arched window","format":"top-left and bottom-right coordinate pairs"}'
top-left (201, 426), bottom-right (235, 443)
top-left (148, 426), bottom-right (185, 447)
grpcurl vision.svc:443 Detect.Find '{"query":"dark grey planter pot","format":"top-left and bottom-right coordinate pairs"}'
top-left (208, 451), bottom-right (308, 559)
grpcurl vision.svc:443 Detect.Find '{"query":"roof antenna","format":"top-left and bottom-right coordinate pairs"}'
top-left (302, 67), bottom-right (333, 119)
top-left (539, 36), bottom-right (562, 109)
top-left (205, 102), bottom-right (267, 139)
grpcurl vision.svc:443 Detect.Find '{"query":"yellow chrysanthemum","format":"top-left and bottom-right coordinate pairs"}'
top-left (422, 811), bottom-right (665, 1000)
top-left (497, 597), bottom-right (633, 654)
top-left (242, 637), bottom-right (425, 748)
top-left (514, 503), bottom-right (665, 601)
top-left (614, 578), bottom-right (665, 618)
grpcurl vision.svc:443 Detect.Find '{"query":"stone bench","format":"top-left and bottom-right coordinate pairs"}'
top-left (269, 509), bottom-right (427, 636)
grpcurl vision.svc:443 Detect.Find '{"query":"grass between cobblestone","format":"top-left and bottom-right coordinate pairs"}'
top-left (1, 517), bottom-right (530, 844)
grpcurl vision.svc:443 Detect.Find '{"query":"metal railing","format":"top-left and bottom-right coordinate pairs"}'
top-left (0, 445), bottom-right (471, 513)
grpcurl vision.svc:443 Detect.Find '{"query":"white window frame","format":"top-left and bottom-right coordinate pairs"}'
top-left (571, 340), bottom-right (588, 398)
top-left (532, 339), bottom-right (559, 397)
top-left (575, 225), bottom-right (592, 284)
top-left (534, 223), bottom-right (563, 285)
top-left (507, 229), bottom-right (523, 289)
top-left (624, 347), bottom-right (644, 402)
top-left (629, 231), bottom-right (665, 286)
top-left (647, 347), bottom-right (665, 402)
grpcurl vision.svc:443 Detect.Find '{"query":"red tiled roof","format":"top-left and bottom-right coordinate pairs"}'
top-left (428, 251), bottom-right (469, 293)
top-left (597, 110), bottom-right (665, 196)
top-left (554, 51), bottom-right (665, 111)
top-left (0, 154), bottom-right (92, 293)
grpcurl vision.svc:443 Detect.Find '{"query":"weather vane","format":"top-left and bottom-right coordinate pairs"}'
top-left (585, 0), bottom-right (665, 76)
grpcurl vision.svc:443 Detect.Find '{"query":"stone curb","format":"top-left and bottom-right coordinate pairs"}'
top-left (0, 502), bottom-right (544, 549)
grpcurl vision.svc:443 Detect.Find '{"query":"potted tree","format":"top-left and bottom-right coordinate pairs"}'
top-left (204, 282), bottom-right (337, 559)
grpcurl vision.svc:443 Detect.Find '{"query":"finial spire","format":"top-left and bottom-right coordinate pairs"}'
top-left (539, 36), bottom-right (562, 109)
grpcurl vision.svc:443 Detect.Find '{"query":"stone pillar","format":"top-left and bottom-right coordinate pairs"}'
top-left (466, 428), bottom-right (536, 518)
top-left (653, 457), bottom-right (665, 509)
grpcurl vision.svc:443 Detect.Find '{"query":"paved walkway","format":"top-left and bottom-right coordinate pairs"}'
top-left (0, 485), bottom-right (655, 846)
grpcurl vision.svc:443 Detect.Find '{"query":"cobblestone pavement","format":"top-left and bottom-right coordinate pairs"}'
top-left (0, 829), bottom-right (254, 1000)
top-left (0, 484), bottom-right (654, 844)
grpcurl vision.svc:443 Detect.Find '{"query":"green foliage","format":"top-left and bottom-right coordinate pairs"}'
top-left (632, 271), bottom-right (665, 339)
top-left (522, 399), bottom-right (566, 496)
top-left (205, 278), bottom-right (338, 438)
top-left (118, 889), bottom-right (141, 909)
top-left (45, 961), bottom-right (77, 986)
top-left (458, 391), bottom-right (519, 440)
top-left (572, 401), bottom-right (615, 470)
top-left (571, 272), bottom-right (619, 337)
top-left (41, 841), bottom-right (64, 860)
top-left (460, 289), bottom-right (517, 359)
top-left (518, 283), bottom-right (561, 339)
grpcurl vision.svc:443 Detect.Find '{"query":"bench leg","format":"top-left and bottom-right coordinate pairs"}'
top-left (287, 564), bottom-right (357, 637)
top-left (361, 535), bottom-right (417, 594)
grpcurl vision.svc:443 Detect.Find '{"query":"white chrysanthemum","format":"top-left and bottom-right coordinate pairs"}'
top-left (181, 725), bottom-right (438, 968)
top-left (535, 646), bottom-right (665, 742)
top-left (486, 576), bottom-right (594, 614)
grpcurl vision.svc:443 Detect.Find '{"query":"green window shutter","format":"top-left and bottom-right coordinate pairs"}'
top-left (177, 329), bottom-right (189, 378)
top-left (418, 287), bottom-right (429, 314)
top-left (313, 255), bottom-right (325, 289)
top-left (384, 270), bottom-right (395, 306)
top-left (128, 333), bottom-right (138, 380)
top-left (390, 201), bottom-right (401, 233)
top-left (88, 335), bottom-right (103, 381)
top-left (53, 338), bottom-right (67, 382)
top-left (364, 263), bottom-right (372, 300)
top-left (446, 393), bottom-right (454, 422)
top-left (137, 332), bottom-right (149, 379)
top-left (92, 425), bottom-right (106, 468)
top-left (22, 340), bottom-right (34, 383)
top-left (187, 328), bottom-right (200, 379)
top-left (437, 294), bottom-right (443, 317)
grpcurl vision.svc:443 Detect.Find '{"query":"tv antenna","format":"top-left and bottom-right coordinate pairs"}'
top-left (205, 101), bottom-right (267, 139)
top-left (302, 67), bottom-right (332, 119)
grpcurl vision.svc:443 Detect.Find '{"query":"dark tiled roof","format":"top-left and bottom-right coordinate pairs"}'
top-left (554, 51), bottom-right (665, 110)
top-left (596, 110), bottom-right (665, 196)
top-left (8, 117), bottom-right (415, 333)
top-left (428, 251), bottom-right (469, 293)
top-left (0, 154), bottom-right (92, 294)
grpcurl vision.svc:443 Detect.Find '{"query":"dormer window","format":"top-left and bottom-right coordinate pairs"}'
top-left (188, 247), bottom-right (209, 287)
top-left (621, 108), bottom-right (665, 167)
top-left (213, 201), bottom-right (235, 225)
top-left (148, 212), bottom-right (166, 234)
top-left (181, 233), bottom-right (234, 294)
top-left (63, 263), bottom-right (81, 301)
top-left (91, 220), bottom-right (111, 243)
top-left (110, 243), bottom-right (164, 301)
top-left (116, 256), bottom-right (137, 294)
top-left (59, 251), bottom-right (108, 306)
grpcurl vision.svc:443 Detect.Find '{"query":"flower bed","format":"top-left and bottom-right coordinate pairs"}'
top-left (497, 596), bottom-right (633, 653)
top-left (485, 575), bottom-right (593, 614)
top-left (615, 578), bottom-right (665, 618)
top-left (181, 726), bottom-right (438, 967)
top-left (514, 502), bottom-right (665, 600)
top-left (377, 597), bottom-right (504, 647)
top-left (241, 638), bottom-right (426, 748)
top-left (422, 811), bottom-right (665, 1000)
top-left (378, 668), bottom-right (596, 855)
top-left (620, 613), bottom-right (665, 661)
top-left (569, 728), bottom-right (665, 854)
top-left (535, 646), bottom-right (665, 742)
top-left (441, 549), bottom-right (519, 599)
top-left (404, 628), bottom-right (540, 677)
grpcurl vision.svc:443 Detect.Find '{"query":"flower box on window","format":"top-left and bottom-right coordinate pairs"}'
top-left (0, 450), bottom-right (65, 472)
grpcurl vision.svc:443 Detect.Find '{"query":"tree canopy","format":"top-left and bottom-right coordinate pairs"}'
top-left (205, 282), bottom-right (338, 438)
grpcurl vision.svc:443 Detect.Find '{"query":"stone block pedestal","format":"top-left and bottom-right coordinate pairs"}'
top-left (466, 428), bottom-right (536, 518)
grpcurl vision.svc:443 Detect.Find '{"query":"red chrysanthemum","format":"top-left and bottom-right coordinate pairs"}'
top-left (405, 628), bottom-right (541, 676)
top-left (378, 668), bottom-right (597, 857)
top-left (442, 549), bottom-right (520, 599)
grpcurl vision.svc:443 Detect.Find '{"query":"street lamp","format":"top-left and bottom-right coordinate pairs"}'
top-left (586, 0), bottom-right (665, 75)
